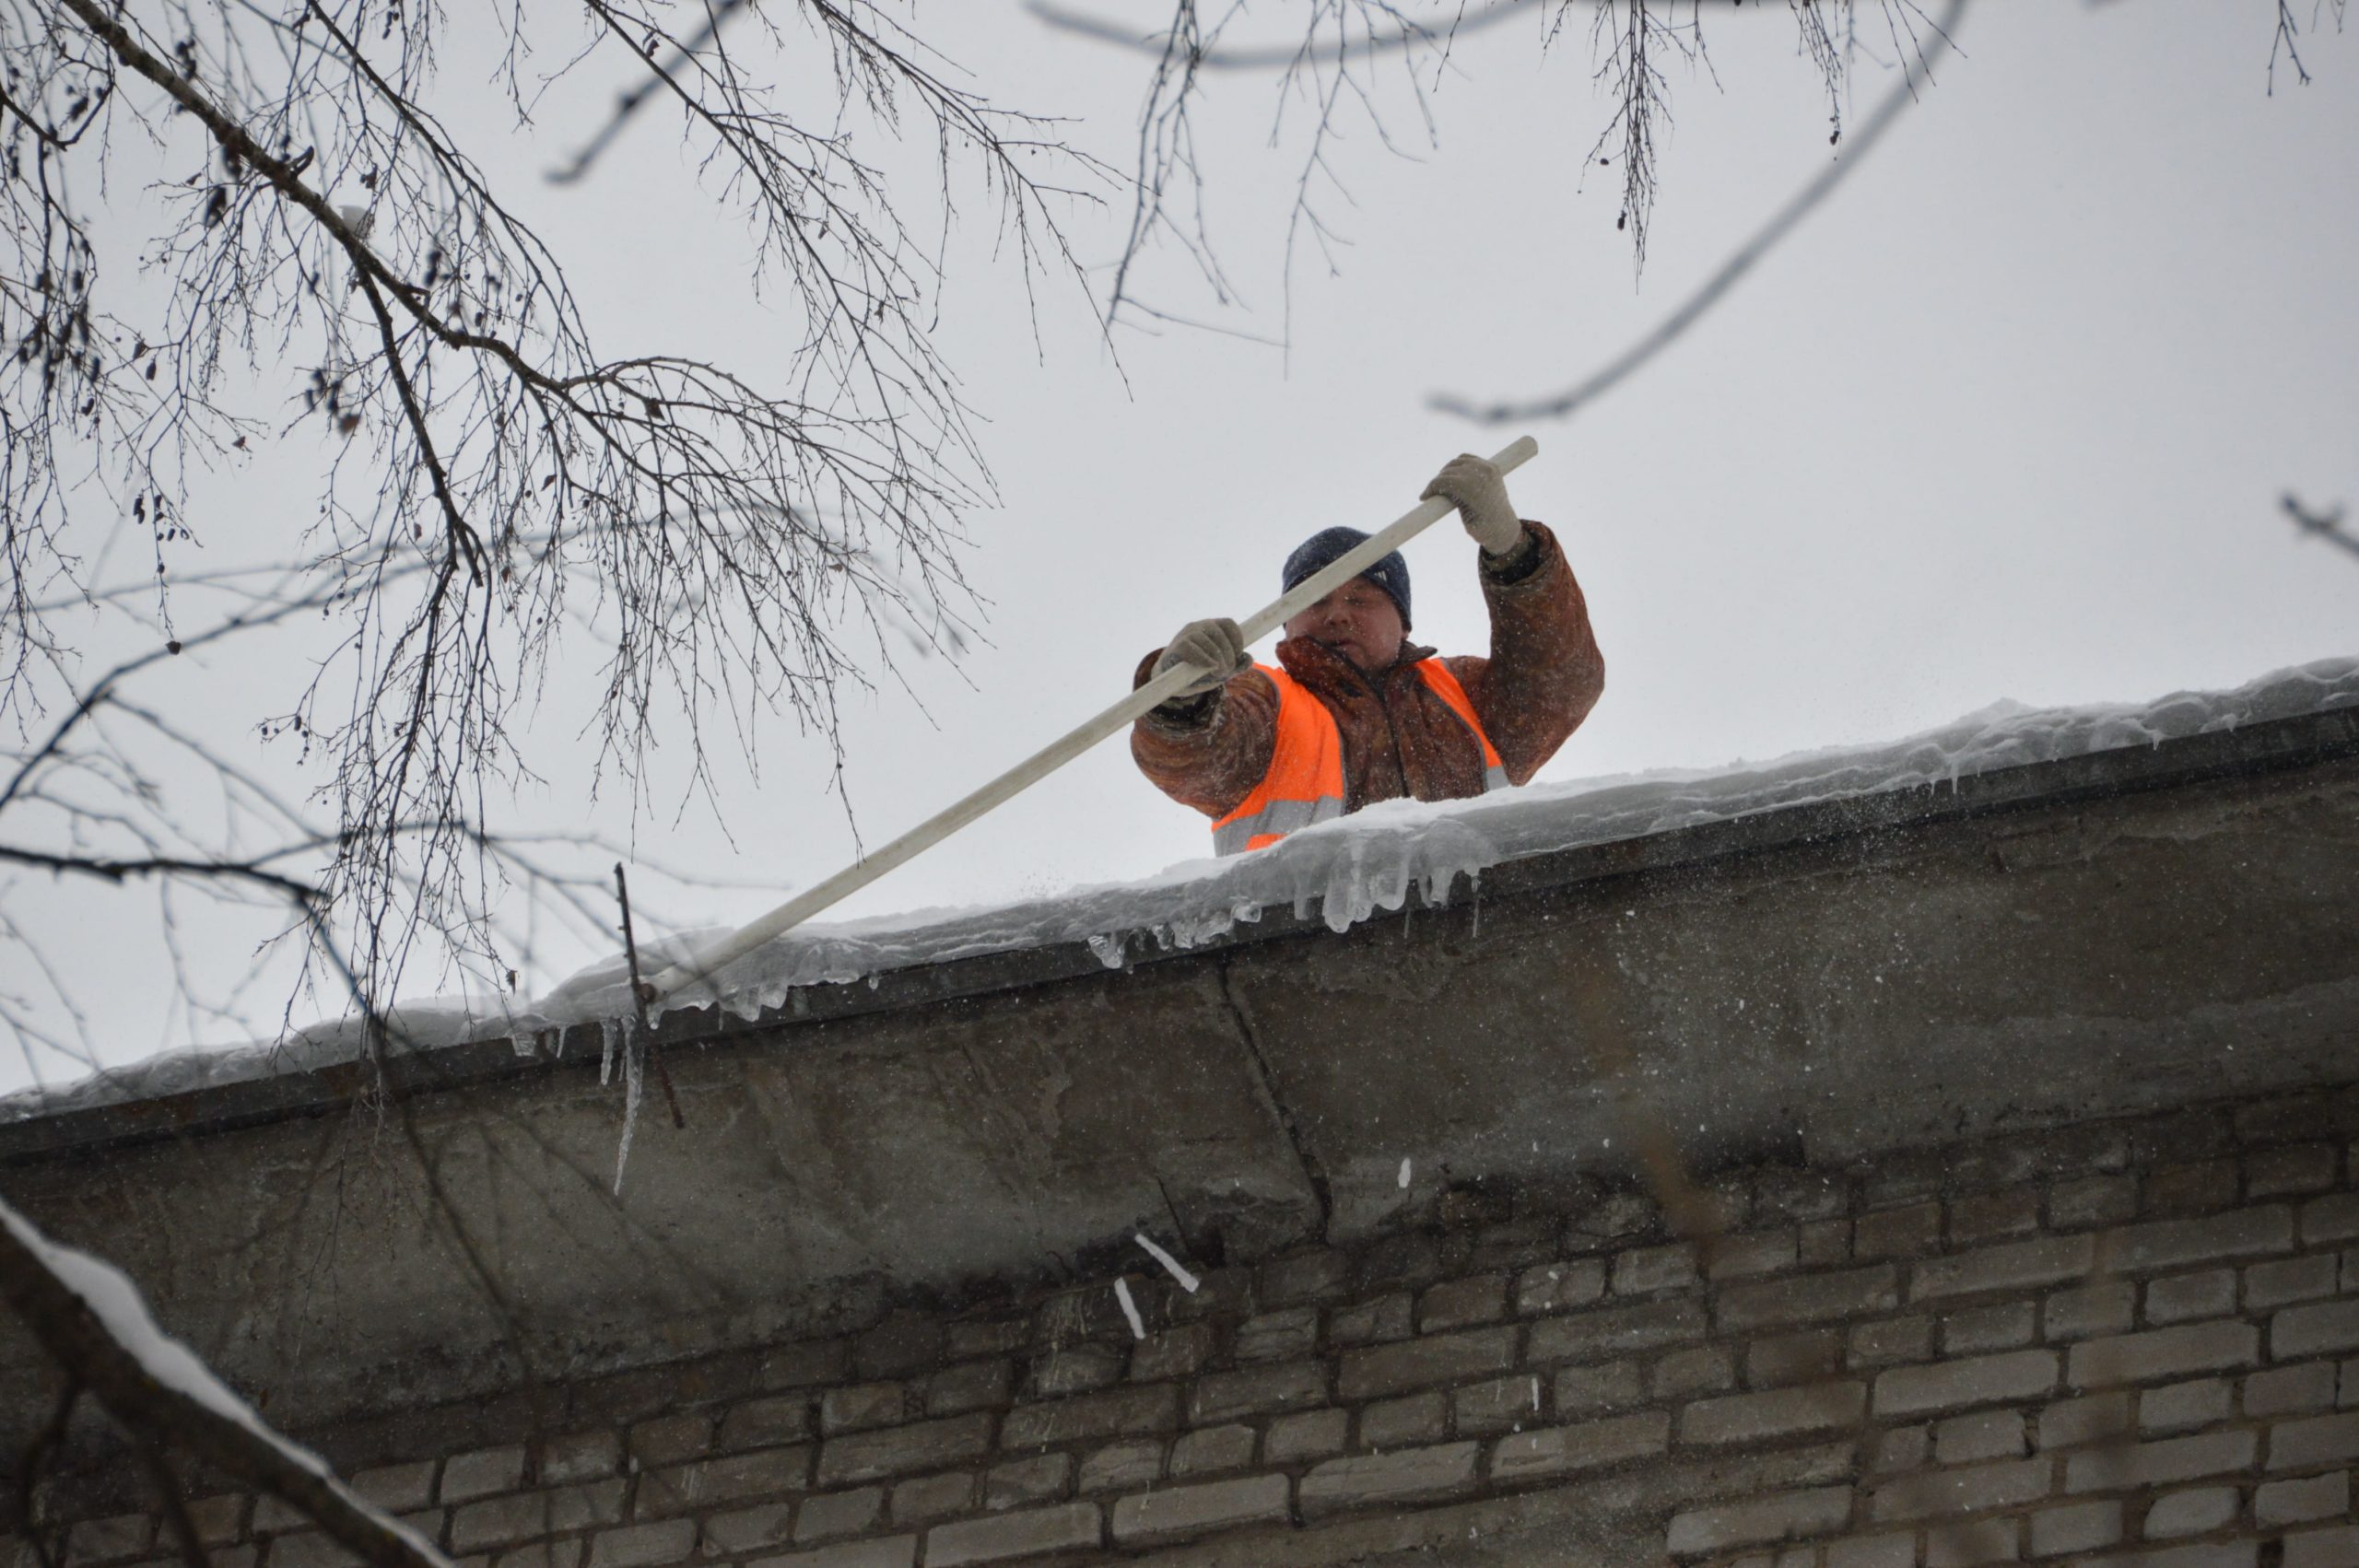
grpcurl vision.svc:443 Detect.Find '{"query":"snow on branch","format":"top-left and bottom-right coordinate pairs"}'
top-left (0, 1197), bottom-right (453, 1568)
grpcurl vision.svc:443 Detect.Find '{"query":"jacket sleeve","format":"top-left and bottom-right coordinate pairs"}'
top-left (1448, 521), bottom-right (1605, 785)
top-left (1128, 650), bottom-right (1282, 821)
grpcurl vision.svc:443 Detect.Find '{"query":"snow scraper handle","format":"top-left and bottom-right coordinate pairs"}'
top-left (641, 434), bottom-right (1541, 1003)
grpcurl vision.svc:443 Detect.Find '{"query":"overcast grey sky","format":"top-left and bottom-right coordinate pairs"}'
top-left (6, 2), bottom-right (2354, 1095)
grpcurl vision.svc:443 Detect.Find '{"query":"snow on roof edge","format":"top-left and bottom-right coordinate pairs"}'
top-left (8, 655), bottom-right (2356, 1128)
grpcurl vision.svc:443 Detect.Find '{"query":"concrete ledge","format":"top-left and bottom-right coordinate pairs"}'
top-left (6, 702), bottom-right (2354, 1167)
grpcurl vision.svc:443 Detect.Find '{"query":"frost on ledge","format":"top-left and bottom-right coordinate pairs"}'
top-left (7, 656), bottom-right (2353, 1124)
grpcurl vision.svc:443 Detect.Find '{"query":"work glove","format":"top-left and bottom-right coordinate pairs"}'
top-left (1422, 453), bottom-right (1524, 556)
top-left (1153, 617), bottom-right (1251, 697)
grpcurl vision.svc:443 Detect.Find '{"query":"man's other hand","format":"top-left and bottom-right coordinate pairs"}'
top-left (1154, 617), bottom-right (1251, 697)
top-left (1423, 453), bottom-right (1523, 556)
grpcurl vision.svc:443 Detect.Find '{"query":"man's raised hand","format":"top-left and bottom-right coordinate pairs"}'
top-left (1422, 453), bottom-right (1523, 556)
top-left (1154, 617), bottom-right (1251, 697)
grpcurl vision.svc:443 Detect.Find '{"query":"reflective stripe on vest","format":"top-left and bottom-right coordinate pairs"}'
top-left (1210, 660), bottom-right (1508, 855)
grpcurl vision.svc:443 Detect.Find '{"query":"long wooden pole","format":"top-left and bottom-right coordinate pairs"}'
top-left (642, 435), bottom-right (1539, 1000)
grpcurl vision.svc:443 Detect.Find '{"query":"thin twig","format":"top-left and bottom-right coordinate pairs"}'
top-left (2283, 493), bottom-right (2359, 563)
top-left (616, 863), bottom-right (687, 1130)
top-left (546, 0), bottom-right (751, 182)
top-left (1433, 0), bottom-right (1967, 423)
top-left (1027, 0), bottom-right (1543, 71)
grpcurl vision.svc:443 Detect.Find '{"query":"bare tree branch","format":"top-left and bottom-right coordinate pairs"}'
top-left (2283, 492), bottom-right (2359, 563)
top-left (546, 0), bottom-right (752, 184)
top-left (1053, 0), bottom-right (1948, 335)
top-left (0, 1197), bottom-right (453, 1568)
top-left (1, 0), bottom-right (1106, 1081)
top-left (1027, 0), bottom-right (1543, 72)
top-left (1432, 0), bottom-right (1966, 423)
top-left (2271, 0), bottom-right (2349, 91)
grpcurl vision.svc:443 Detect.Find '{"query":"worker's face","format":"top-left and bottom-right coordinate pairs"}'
top-left (1285, 578), bottom-right (1405, 674)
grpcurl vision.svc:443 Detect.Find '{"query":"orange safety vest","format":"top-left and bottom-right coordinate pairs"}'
top-left (1210, 660), bottom-right (1509, 855)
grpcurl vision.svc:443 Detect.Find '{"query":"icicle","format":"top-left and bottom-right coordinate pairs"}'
top-left (1112, 1278), bottom-right (1145, 1341)
top-left (598, 1017), bottom-right (618, 1085)
top-left (1133, 1234), bottom-right (1200, 1293)
top-left (613, 1022), bottom-right (644, 1196)
top-left (1398, 1157), bottom-right (1413, 1189)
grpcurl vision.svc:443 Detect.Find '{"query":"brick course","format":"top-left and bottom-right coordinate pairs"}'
top-left (1528, 1299), bottom-right (1707, 1361)
top-left (1490, 1411), bottom-right (1669, 1482)
top-left (1335, 1326), bottom-right (1515, 1400)
top-left (815, 1418), bottom-right (986, 1489)
top-left (1108, 1476), bottom-right (1287, 1547)
top-left (1719, 1268), bottom-right (1901, 1332)
top-left (1297, 1444), bottom-right (1480, 1519)
top-left (2063, 1431), bottom-right (2259, 1492)
top-left (923, 1504), bottom-right (1099, 1567)
top-left (2071, 1322), bottom-right (2261, 1387)
top-left (1666, 1487), bottom-right (1852, 1556)
top-left (2276, 1301), bottom-right (2359, 1360)
top-left (1869, 1457), bottom-right (2052, 1522)
top-left (1680, 1382), bottom-right (1866, 1445)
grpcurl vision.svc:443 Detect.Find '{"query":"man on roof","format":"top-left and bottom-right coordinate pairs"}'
top-left (1131, 452), bottom-right (1605, 854)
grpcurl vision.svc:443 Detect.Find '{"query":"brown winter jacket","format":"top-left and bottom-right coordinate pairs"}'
top-left (1130, 521), bottom-right (1604, 828)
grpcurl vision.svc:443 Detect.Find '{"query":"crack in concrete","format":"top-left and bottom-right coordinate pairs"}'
top-left (1213, 956), bottom-right (1333, 1240)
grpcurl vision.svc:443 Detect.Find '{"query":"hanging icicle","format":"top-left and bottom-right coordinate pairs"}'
top-left (613, 1019), bottom-right (645, 1195)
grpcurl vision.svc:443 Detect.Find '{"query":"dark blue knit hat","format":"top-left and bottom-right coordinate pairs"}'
top-left (1282, 526), bottom-right (1411, 631)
